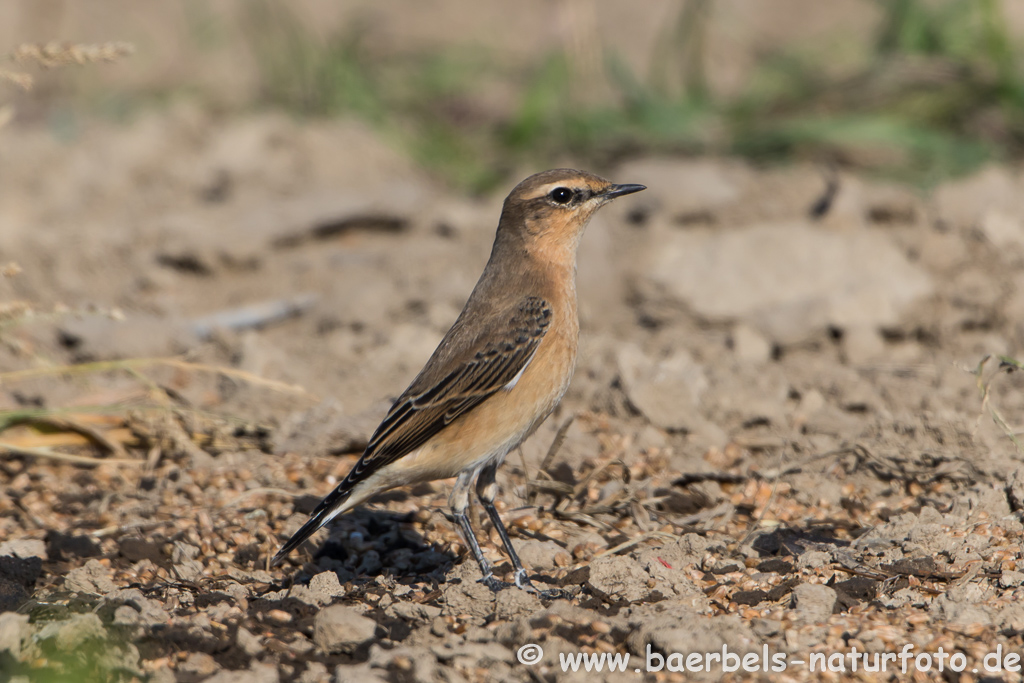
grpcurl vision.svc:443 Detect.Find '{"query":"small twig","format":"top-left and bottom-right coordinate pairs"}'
top-left (0, 357), bottom-right (317, 398)
top-left (3, 414), bottom-right (130, 458)
top-left (526, 480), bottom-right (574, 497)
top-left (528, 415), bottom-right (575, 504)
top-left (560, 457), bottom-right (627, 511)
top-left (222, 487), bottom-right (301, 507)
top-left (673, 471), bottom-right (747, 487)
top-left (144, 445), bottom-right (162, 472)
top-left (516, 447), bottom-right (531, 496)
top-left (739, 438), bottom-right (789, 548)
top-left (588, 530), bottom-right (677, 563)
top-left (673, 500), bottom-right (735, 528)
top-left (189, 293), bottom-right (319, 339)
top-left (538, 415), bottom-right (575, 474)
top-left (0, 443), bottom-right (141, 466)
top-left (972, 355), bottom-right (1024, 454)
top-left (809, 163), bottom-right (840, 219)
top-left (90, 519), bottom-right (169, 538)
top-left (550, 508), bottom-right (617, 532)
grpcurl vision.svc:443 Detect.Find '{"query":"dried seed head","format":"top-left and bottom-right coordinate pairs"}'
top-left (0, 70), bottom-right (32, 90)
top-left (11, 41), bottom-right (135, 68)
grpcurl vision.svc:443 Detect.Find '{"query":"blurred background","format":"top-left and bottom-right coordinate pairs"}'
top-left (6, 0), bottom-right (1024, 190)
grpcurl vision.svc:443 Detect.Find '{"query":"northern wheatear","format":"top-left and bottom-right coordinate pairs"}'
top-left (274, 169), bottom-right (645, 592)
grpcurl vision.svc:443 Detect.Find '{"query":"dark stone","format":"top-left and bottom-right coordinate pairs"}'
top-left (767, 578), bottom-right (800, 602)
top-left (559, 565), bottom-right (591, 587)
top-left (734, 589), bottom-right (769, 606)
top-left (756, 558), bottom-right (795, 574)
top-left (0, 578), bottom-right (29, 612)
top-left (293, 495), bottom-right (322, 515)
top-left (833, 576), bottom-right (878, 603)
top-left (881, 557), bottom-right (938, 577)
top-left (0, 555), bottom-right (42, 588)
top-left (46, 531), bottom-right (101, 562)
top-left (119, 537), bottom-right (165, 565)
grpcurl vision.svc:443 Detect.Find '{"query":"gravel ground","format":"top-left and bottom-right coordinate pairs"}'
top-left (3, 110), bottom-right (1024, 682)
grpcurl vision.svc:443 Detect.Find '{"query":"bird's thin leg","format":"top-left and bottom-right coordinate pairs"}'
top-left (450, 470), bottom-right (507, 591)
top-left (477, 463), bottom-right (567, 599)
top-left (475, 462), bottom-right (536, 592)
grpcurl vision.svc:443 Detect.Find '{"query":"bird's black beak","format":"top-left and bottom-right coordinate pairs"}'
top-left (602, 183), bottom-right (646, 199)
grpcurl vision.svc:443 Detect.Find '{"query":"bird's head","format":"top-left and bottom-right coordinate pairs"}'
top-left (498, 169), bottom-right (645, 257)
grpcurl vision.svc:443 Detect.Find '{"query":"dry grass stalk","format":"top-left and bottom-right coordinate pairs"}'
top-left (0, 300), bottom-right (33, 321)
top-left (0, 41), bottom-right (135, 94)
top-left (0, 442), bottom-right (141, 467)
top-left (973, 355), bottom-right (1024, 454)
top-left (0, 357), bottom-right (317, 399)
top-left (11, 41), bottom-right (135, 69)
top-left (0, 69), bottom-right (32, 90)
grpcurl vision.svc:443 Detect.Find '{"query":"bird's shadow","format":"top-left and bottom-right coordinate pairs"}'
top-left (283, 491), bottom-right (458, 586)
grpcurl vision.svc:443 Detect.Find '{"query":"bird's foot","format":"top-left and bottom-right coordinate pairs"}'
top-left (513, 569), bottom-right (568, 600)
top-left (478, 570), bottom-right (568, 599)
top-left (513, 568), bottom-right (536, 592)
top-left (478, 573), bottom-right (515, 592)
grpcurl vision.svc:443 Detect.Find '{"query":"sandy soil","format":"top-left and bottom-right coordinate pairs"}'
top-left (4, 107), bottom-right (1024, 683)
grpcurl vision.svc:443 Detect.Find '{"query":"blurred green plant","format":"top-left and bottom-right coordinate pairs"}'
top-left (728, 0), bottom-right (1022, 183)
top-left (243, 1), bottom-right (384, 121)
top-left (0, 608), bottom-right (142, 683)
top-left (240, 0), bottom-right (1024, 191)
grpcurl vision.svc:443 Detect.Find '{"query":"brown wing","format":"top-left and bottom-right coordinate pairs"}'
top-left (273, 296), bottom-right (552, 561)
top-left (351, 295), bottom-right (551, 478)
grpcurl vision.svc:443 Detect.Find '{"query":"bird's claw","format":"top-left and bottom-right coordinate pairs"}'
top-left (514, 569), bottom-right (567, 599)
top-left (513, 568), bottom-right (535, 592)
top-left (478, 574), bottom-right (514, 592)
top-left (477, 569), bottom-right (567, 599)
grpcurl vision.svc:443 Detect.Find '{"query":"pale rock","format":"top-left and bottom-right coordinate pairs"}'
top-left (0, 539), bottom-right (46, 560)
top-left (313, 605), bottom-right (377, 653)
top-left (981, 209), bottom-right (1024, 249)
top-left (731, 323), bottom-right (772, 364)
top-left (933, 165), bottom-right (1022, 229)
top-left (0, 612), bottom-right (29, 657)
top-left (34, 613), bottom-right (107, 651)
top-left (236, 626), bottom-right (263, 657)
top-left (585, 556), bottom-right (651, 603)
top-left (513, 539), bottom-right (564, 571)
top-left (297, 661), bottom-right (329, 683)
top-left (792, 583), bottom-right (837, 623)
top-left (179, 652), bottom-right (218, 677)
top-left (1000, 571), bottom-right (1024, 589)
top-left (843, 325), bottom-right (886, 364)
top-left (615, 158), bottom-right (746, 220)
top-left (617, 343), bottom-right (707, 432)
top-left (307, 571), bottom-right (346, 603)
top-left (643, 222), bottom-right (933, 344)
top-left (64, 559), bottom-right (117, 595)
top-left (204, 662), bottom-right (280, 683)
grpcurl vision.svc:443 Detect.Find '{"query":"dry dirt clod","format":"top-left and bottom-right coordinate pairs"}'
top-left (792, 583), bottom-right (838, 624)
top-left (313, 605), bottom-right (378, 653)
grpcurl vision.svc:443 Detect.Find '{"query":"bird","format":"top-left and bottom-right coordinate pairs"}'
top-left (274, 169), bottom-right (646, 593)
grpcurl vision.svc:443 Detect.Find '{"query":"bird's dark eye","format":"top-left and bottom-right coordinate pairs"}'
top-left (550, 187), bottom-right (574, 204)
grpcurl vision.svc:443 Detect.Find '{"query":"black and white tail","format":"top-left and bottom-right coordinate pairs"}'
top-left (272, 479), bottom-right (358, 564)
